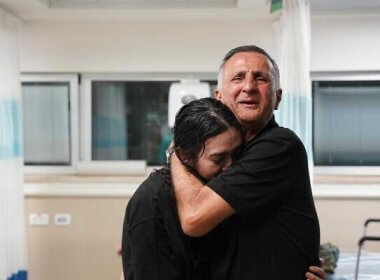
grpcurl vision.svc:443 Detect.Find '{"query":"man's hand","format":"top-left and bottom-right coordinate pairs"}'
top-left (305, 265), bottom-right (326, 280)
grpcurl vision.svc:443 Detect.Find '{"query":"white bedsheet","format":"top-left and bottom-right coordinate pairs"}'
top-left (329, 252), bottom-right (380, 280)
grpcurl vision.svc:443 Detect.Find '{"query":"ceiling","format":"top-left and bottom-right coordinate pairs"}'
top-left (0, 0), bottom-right (379, 21)
top-left (312, 0), bottom-right (380, 13)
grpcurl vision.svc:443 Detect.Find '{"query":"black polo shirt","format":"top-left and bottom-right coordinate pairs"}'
top-left (207, 117), bottom-right (320, 279)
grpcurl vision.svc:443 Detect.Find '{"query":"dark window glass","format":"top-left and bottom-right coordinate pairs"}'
top-left (313, 80), bottom-right (380, 166)
top-left (92, 80), bottom-right (217, 166)
top-left (92, 81), bottom-right (173, 165)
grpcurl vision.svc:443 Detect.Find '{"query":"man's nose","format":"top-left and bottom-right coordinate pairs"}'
top-left (243, 76), bottom-right (258, 92)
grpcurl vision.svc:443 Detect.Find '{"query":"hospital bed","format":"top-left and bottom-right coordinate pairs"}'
top-left (329, 218), bottom-right (380, 280)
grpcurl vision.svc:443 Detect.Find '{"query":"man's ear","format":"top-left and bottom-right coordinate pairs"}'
top-left (274, 89), bottom-right (282, 110)
top-left (215, 88), bottom-right (222, 101)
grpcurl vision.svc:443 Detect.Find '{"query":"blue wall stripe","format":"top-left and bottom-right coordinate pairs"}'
top-left (0, 99), bottom-right (22, 160)
top-left (7, 270), bottom-right (27, 280)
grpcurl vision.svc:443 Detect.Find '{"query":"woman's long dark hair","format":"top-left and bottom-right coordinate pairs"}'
top-left (158, 97), bottom-right (241, 184)
top-left (156, 98), bottom-right (241, 279)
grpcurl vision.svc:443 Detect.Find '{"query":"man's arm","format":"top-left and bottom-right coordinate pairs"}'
top-left (171, 153), bottom-right (235, 237)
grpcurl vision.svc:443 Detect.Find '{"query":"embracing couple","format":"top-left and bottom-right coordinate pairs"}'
top-left (122, 45), bottom-right (324, 280)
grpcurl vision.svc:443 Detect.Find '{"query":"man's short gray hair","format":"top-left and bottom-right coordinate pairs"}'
top-left (217, 45), bottom-right (281, 93)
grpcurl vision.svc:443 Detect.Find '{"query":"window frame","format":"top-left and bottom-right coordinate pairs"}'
top-left (80, 73), bottom-right (216, 173)
top-left (311, 71), bottom-right (380, 176)
top-left (21, 73), bottom-right (79, 174)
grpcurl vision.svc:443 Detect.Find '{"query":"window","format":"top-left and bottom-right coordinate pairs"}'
top-left (21, 73), bottom-right (216, 174)
top-left (312, 73), bottom-right (380, 168)
top-left (21, 74), bottom-right (79, 173)
top-left (81, 74), bottom-right (217, 167)
top-left (91, 81), bottom-right (172, 165)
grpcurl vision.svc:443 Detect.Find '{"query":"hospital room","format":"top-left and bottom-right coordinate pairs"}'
top-left (0, 0), bottom-right (379, 279)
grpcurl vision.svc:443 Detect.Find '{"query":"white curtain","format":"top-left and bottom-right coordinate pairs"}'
top-left (23, 84), bottom-right (70, 164)
top-left (273, 0), bottom-right (313, 168)
top-left (92, 83), bottom-right (127, 160)
top-left (0, 7), bottom-right (27, 280)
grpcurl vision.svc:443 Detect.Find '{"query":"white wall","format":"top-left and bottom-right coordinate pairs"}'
top-left (311, 15), bottom-right (380, 71)
top-left (20, 15), bottom-right (380, 73)
top-left (20, 20), bottom-right (275, 73)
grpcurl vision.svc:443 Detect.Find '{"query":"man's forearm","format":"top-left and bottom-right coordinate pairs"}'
top-left (170, 153), bottom-right (204, 236)
top-left (170, 153), bottom-right (235, 237)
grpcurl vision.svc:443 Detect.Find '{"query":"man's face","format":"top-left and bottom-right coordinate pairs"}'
top-left (215, 52), bottom-right (281, 134)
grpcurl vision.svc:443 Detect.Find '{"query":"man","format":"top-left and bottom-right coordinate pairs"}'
top-left (170, 45), bottom-right (322, 279)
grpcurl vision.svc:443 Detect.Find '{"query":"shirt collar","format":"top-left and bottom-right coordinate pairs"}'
top-left (246, 116), bottom-right (278, 144)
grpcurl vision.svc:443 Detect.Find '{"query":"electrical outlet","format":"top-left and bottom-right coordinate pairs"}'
top-left (54, 214), bottom-right (71, 226)
top-left (29, 214), bottom-right (49, 226)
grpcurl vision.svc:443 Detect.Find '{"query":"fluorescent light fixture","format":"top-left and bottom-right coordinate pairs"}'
top-left (38, 0), bottom-right (237, 9)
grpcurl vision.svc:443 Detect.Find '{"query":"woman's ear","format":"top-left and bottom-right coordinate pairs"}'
top-left (176, 148), bottom-right (192, 166)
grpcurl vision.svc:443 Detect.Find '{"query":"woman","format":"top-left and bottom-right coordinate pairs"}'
top-left (121, 98), bottom-right (325, 280)
top-left (121, 97), bottom-right (242, 280)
